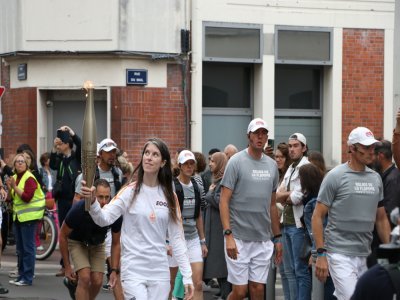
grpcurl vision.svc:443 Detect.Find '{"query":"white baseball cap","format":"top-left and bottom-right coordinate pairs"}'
top-left (247, 118), bottom-right (269, 134)
top-left (178, 150), bottom-right (196, 164)
top-left (347, 127), bottom-right (379, 146)
top-left (98, 138), bottom-right (118, 154)
top-left (289, 133), bottom-right (307, 146)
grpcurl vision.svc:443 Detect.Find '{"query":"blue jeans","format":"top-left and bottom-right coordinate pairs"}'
top-left (280, 231), bottom-right (297, 300)
top-left (15, 220), bottom-right (37, 284)
top-left (283, 225), bottom-right (312, 300)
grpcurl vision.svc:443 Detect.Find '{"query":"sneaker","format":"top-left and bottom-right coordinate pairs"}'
top-left (102, 283), bottom-right (111, 291)
top-left (63, 277), bottom-right (77, 300)
top-left (14, 280), bottom-right (31, 286)
top-left (8, 279), bottom-right (19, 285)
top-left (37, 245), bottom-right (44, 251)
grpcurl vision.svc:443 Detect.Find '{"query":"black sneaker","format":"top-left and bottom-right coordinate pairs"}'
top-left (63, 277), bottom-right (77, 300)
top-left (102, 283), bottom-right (111, 291)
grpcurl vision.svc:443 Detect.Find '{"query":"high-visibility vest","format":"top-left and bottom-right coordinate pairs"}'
top-left (12, 171), bottom-right (45, 222)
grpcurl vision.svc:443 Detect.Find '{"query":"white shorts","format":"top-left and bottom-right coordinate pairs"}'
top-left (327, 252), bottom-right (367, 300)
top-left (122, 278), bottom-right (170, 300)
top-left (225, 238), bottom-right (274, 285)
top-left (168, 236), bottom-right (203, 267)
top-left (105, 229), bottom-right (111, 258)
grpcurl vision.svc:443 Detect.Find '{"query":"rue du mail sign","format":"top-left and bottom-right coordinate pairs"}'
top-left (126, 69), bottom-right (148, 85)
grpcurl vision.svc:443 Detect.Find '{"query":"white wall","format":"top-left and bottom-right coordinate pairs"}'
top-left (7, 57), bottom-right (168, 89)
top-left (191, 0), bottom-right (395, 163)
top-left (0, 0), bottom-right (186, 54)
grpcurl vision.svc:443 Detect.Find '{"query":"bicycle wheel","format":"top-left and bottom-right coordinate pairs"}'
top-left (36, 215), bottom-right (58, 260)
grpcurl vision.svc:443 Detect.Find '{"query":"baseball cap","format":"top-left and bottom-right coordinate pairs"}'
top-left (347, 127), bottom-right (379, 146)
top-left (289, 133), bottom-right (307, 146)
top-left (178, 150), bottom-right (196, 164)
top-left (98, 138), bottom-right (118, 154)
top-left (247, 118), bottom-right (269, 134)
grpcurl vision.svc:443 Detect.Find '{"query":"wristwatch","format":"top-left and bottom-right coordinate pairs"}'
top-left (110, 268), bottom-right (120, 275)
top-left (316, 248), bottom-right (327, 255)
top-left (223, 229), bottom-right (232, 236)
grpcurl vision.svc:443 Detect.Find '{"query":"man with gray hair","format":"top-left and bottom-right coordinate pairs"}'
top-left (313, 127), bottom-right (390, 300)
top-left (224, 144), bottom-right (238, 160)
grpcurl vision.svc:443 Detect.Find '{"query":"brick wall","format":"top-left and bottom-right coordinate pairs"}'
top-left (342, 29), bottom-right (384, 162)
top-left (1, 87), bottom-right (37, 157)
top-left (111, 64), bottom-right (187, 165)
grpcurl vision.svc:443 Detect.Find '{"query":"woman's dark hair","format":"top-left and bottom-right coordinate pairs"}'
top-left (308, 151), bottom-right (327, 176)
top-left (276, 142), bottom-right (292, 181)
top-left (193, 152), bottom-right (206, 174)
top-left (39, 152), bottom-right (50, 167)
top-left (22, 149), bottom-right (38, 172)
top-left (299, 164), bottom-right (324, 197)
top-left (130, 138), bottom-right (177, 222)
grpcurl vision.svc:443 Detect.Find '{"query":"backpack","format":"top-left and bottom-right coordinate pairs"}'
top-left (173, 177), bottom-right (201, 219)
top-left (94, 166), bottom-right (122, 194)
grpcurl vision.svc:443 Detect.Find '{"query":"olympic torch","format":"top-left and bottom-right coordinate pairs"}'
top-left (82, 80), bottom-right (97, 211)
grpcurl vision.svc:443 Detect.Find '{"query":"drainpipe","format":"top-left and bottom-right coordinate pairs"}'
top-left (190, 0), bottom-right (202, 151)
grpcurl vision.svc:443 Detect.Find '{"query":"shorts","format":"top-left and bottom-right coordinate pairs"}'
top-left (68, 239), bottom-right (106, 273)
top-left (122, 278), bottom-right (170, 300)
top-left (225, 238), bottom-right (274, 285)
top-left (168, 236), bottom-right (203, 267)
top-left (327, 252), bottom-right (367, 300)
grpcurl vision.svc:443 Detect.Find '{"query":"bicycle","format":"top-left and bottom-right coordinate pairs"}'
top-left (36, 207), bottom-right (58, 260)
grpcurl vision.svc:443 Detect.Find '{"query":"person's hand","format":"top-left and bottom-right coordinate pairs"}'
top-left (315, 256), bottom-right (329, 282)
top-left (201, 244), bottom-right (208, 258)
top-left (184, 284), bottom-right (194, 300)
top-left (0, 188), bottom-right (7, 201)
top-left (166, 245), bottom-right (173, 257)
top-left (7, 177), bottom-right (15, 189)
top-left (64, 265), bottom-right (77, 282)
top-left (109, 271), bottom-right (118, 289)
top-left (209, 183), bottom-right (216, 192)
top-left (59, 125), bottom-right (75, 136)
top-left (274, 241), bottom-right (283, 265)
top-left (264, 146), bottom-right (274, 158)
top-left (225, 235), bottom-right (239, 260)
top-left (285, 197), bottom-right (292, 205)
top-left (80, 180), bottom-right (96, 203)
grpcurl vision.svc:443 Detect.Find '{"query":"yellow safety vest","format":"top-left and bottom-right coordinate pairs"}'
top-left (12, 171), bottom-right (45, 222)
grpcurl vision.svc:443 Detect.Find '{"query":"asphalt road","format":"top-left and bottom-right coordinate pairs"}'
top-left (0, 244), bottom-right (283, 299)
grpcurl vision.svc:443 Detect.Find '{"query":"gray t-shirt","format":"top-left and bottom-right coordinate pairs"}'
top-left (317, 163), bottom-right (383, 256)
top-left (221, 149), bottom-right (279, 241)
top-left (75, 166), bottom-right (123, 198)
top-left (180, 180), bottom-right (204, 240)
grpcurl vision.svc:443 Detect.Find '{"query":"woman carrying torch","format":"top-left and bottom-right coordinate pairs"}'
top-left (81, 138), bottom-right (194, 300)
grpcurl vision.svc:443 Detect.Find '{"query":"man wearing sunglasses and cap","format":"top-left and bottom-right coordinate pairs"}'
top-left (312, 127), bottom-right (391, 300)
top-left (220, 118), bottom-right (282, 300)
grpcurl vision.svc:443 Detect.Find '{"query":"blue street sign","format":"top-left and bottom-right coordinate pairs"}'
top-left (126, 69), bottom-right (148, 85)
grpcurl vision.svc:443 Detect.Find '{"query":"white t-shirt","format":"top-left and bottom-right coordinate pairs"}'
top-left (89, 182), bottom-right (192, 285)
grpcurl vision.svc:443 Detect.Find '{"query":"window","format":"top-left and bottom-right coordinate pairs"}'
top-left (276, 26), bottom-right (332, 65)
top-left (275, 65), bottom-right (322, 151)
top-left (204, 22), bottom-right (263, 63)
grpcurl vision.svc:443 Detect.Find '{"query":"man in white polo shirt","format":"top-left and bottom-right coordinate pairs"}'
top-left (312, 127), bottom-right (391, 300)
top-left (220, 118), bottom-right (282, 300)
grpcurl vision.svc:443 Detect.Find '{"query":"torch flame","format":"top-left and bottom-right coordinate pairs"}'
top-left (83, 80), bottom-right (94, 91)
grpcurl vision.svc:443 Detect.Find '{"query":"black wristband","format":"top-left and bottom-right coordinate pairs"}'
top-left (110, 268), bottom-right (120, 275)
top-left (273, 234), bottom-right (282, 239)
